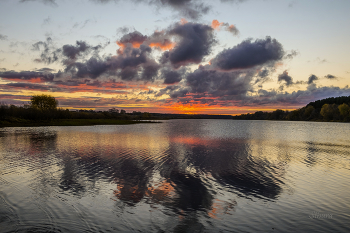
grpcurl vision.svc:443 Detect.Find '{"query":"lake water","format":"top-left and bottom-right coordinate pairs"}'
top-left (0, 119), bottom-right (350, 232)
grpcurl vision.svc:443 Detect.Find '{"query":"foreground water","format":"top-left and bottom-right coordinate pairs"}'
top-left (0, 119), bottom-right (349, 232)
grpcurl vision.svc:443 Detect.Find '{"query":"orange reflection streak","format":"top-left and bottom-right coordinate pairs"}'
top-left (212, 19), bottom-right (223, 30)
top-left (146, 181), bottom-right (175, 202)
top-left (113, 179), bottom-right (175, 204)
top-left (171, 136), bottom-right (210, 146)
top-left (208, 199), bottom-right (237, 219)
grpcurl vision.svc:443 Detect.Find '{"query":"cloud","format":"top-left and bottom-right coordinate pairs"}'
top-left (307, 74), bottom-right (318, 84)
top-left (325, 74), bottom-right (338, 80)
top-left (186, 66), bottom-right (253, 97)
top-left (211, 20), bottom-right (239, 36)
top-left (161, 22), bottom-right (215, 68)
top-left (32, 38), bottom-right (106, 65)
top-left (19, 0), bottom-right (58, 6)
top-left (211, 37), bottom-right (284, 70)
top-left (62, 41), bottom-right (101, 60)
top-left (0, 34), bottom-right (8, 40)
top-left (284, 50), bottom-right (298, 59)
top-left (91, 0), bottom-right (211, 20)
top-left (277, 70), bottom-right (293, 86)
top-left (42, 16), bottom-right (51, 26)
top-left (116, 31), bottom-right (148, 53)
top-left (0, 70), bottom-right (55, 82)
top-left (32, 37), bottom-right (59, 64)
top-left (161, 67), bottom-right (185, 84)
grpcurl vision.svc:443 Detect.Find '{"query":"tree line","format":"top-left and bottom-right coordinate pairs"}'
top-left (232, 96), bottom-right (350, 122)
top-left (0, 94), bottom-right (155, 124)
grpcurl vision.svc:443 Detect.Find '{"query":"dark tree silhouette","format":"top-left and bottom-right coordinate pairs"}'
top-left (30, 94), bottom-right (58, 110)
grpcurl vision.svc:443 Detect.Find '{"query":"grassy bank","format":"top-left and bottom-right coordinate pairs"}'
top-left (0, 118), bottom-right (160, 127)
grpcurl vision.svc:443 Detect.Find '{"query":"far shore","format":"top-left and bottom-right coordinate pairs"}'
top-left (0, 118), bottom-right (160, 128)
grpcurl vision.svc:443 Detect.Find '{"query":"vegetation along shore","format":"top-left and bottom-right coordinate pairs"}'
top-left (1, 95), bottom-right (350, 127)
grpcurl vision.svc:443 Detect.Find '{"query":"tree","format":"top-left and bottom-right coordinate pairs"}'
top-left (338, 103), bottom-right (350, 117)
top-left (303, 105), bottom-right (315, 119)
top-left (320, 103), bottom-right (339, 121)
top-left (30, 94), bottom-right (58, 110)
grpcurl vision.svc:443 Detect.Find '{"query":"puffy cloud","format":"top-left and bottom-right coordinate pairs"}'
top-left (278, 70), bottom-right (293, 86)
top-left (211, 37), bottom-right (284, 70)
top-left (161, 68), bottom-right (184, 84)
top-left (161, 22), bottom-right (215, 68)
top-left (325, 74), bottom-right (338, 80)
top-left (62, 41), bottom-right (101, 60)
top-left (307, 74), bottom-right (318, 84)
top-left (116, 31), bottom-right (148, 52)
top-left (69, 57), bottom-right (110, 79)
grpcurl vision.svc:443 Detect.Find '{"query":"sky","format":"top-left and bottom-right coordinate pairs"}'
top-left (0, 0), bottom-right (349, 114)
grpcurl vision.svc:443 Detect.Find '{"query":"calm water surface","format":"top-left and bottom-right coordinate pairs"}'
top-left (0, 119), bottom-right (350, 232)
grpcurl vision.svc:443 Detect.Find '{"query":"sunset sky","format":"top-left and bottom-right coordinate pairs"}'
top-left (1, 0), bottom-right (349, 114)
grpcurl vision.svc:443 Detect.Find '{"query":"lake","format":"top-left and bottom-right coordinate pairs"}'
top-left (1, 119), bottom-right (350, 232)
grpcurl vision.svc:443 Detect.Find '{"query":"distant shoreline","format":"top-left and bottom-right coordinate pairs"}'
top-left (0, 119), bottom-right (160, 128)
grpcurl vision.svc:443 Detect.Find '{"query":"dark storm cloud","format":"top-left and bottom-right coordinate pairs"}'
top-left (0, 34), bottom-right (8, 40)
top-left (62, 41), bottom-right (101, 59)
top-left (211, 37), bottom-right (284, 70)
top-left (140, 60), bottom-right (161, 82)
top-left (307, 74), bottom-right (318, 84)
top-left (62, 43), bottom-right (160, 81)
top-left (325, 74), bottom-right (338, 80)
top-left (277, 70), bottom-right (293, 86)
top-left (161, 68), bottom-right (185, 84)
top-left (0, 70), bottom-right (54, 82)
top-left (118, 31), bottom-right (147, 47)
top-left (161, 22), bottom-right (215, 68)
top-left (68, 57), bottom-right (110, 79)
top-left (184, 65), bottom-right (254, 98)
top-left (169, 87), bottom-right (190, 98)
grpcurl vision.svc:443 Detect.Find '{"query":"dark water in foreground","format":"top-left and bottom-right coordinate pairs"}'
top-left (0, 119), bottom-right (350, 232)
